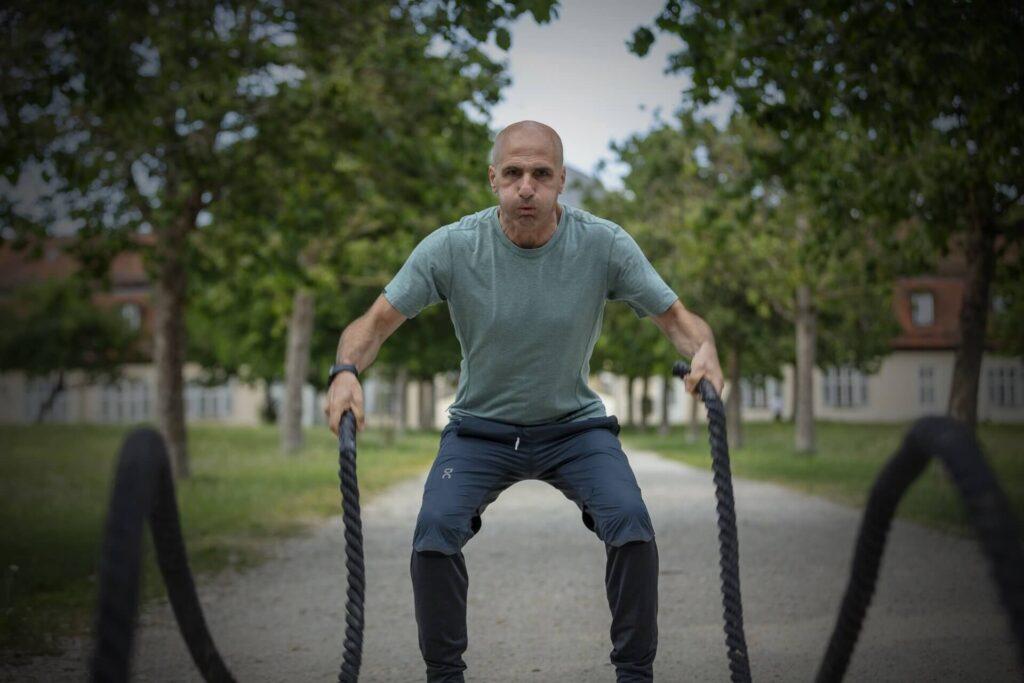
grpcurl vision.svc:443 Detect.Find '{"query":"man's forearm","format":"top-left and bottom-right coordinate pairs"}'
top-left (335, 315), bottom-right (387, 373)
top-left (663, 305), bottom-right (712, 358)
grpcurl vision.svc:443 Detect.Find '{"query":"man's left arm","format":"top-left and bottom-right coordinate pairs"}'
top-left (651, 299), bottom-right (725, 396)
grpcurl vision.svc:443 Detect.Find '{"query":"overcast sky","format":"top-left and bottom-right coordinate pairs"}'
top-left (480, 0), bottom-right (724, 188)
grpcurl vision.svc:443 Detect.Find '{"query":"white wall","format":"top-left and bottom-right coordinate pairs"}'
top-left (2, 351), bottom-right (1019, 426)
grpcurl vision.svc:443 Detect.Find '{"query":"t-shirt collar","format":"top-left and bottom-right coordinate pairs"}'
top-left (492, 203), bottom-right (568, 259)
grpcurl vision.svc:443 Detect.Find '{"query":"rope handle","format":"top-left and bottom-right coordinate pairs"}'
top-left (673, 360), bottom-right (719, 403)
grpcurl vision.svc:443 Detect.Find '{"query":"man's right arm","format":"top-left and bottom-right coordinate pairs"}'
top-left (324, 293), bottom-right (407, 434)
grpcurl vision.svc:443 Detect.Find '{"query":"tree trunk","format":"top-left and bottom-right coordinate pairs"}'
top-left (625, 376), bottom-right (635, 427)
top-left (154, 220), bottom-right (190, 478)
top-left (281, 288), bottom-right (315, 454)
top-left (35, 370), bottom-right (66, 423)
top-left (789, 368), bottom-right (798, 424)
top-left (795, 284), bottom-right (817, 455)
top-left (658, 374), bottom-right (671, 436)
top-left (640, 375), bottom-right (650, 431)
top-left (393, 367), bottom-right (408, 438)
top-left (687, 389), bottom-right (700, 444)
top-left (725, 347), bottom-right (743, 450)
top-left (418, 378), bottom-right (436, 430)
top-left (948, 221), bottom-right (996, 430)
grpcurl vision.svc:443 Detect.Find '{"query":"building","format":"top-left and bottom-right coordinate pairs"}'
top-left (610, 256), bottom-right (1023, 426)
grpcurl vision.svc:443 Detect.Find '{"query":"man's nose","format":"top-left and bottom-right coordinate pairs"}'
top-left (518, 175), bottom-right (535, 198)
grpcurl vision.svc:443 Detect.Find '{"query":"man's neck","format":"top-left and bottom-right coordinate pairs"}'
top-left (498, 203), bottom-right (562, 249)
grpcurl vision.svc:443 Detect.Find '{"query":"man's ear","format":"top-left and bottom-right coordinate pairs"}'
top-left (488, 165), bottom-right (497, 193)
top-left (558, 166), bottom-right (566, 193)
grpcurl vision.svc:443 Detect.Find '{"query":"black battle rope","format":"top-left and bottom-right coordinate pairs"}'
top-left (90, 380), bottom-right (1023, 683)
top-left (815, 415), bottom-right (1024, 682)
top-left (90, 416), bottom-right (367, 682)
top-left (676, 360), bottom-right (1024, 682)
top-left (673, 360), bottom-right (752, 682)
top-left (90, 427), bottom-right (235, 683)
top-left (337, 410), bottom-right (365, 683)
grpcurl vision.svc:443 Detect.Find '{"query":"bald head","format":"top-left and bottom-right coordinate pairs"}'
top-left (489, 120), bottom-right (564, 168)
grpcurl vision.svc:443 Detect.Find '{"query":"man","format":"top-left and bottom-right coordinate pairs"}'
top-left (324, 120), bottom-right (724, 682)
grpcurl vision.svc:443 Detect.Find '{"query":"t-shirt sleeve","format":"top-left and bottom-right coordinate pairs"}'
top-left (382, 226), bottom-right (452, 318)
top-left (606, 227), bottom-right (679, 318)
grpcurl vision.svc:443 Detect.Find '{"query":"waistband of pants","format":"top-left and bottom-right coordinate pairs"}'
top-left (450, 414), bottom-right (620, 446)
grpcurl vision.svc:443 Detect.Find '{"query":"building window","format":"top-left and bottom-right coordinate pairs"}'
top-left (918, 366), bottom-right (936, 406)
top-left (120, 303), bottom-right (142, 331)
top-left (910, 291), bottom-right (934, 327)
top-left (822, 367), bottom-right (869, 408)
top-left (100, 379), bottom-right (151, 423)
top-left (741, 377), bottom-right (782, 411)
top-left (186, 382), bottom-right (233, 420)
top-left (987, 364), bottom-right (1021, 408)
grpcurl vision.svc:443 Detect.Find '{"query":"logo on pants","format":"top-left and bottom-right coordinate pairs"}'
top-left (442, 467), bottom-right (454, 480)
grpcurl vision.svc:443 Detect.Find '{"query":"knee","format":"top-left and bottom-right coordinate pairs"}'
top-left (603, 497), bottom-right (655, 547)
top-left (413, 507), bottom-right (470, 555)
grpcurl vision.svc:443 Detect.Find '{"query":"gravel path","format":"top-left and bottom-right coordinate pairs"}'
top-left (5, 446), bottom-right (1020, 682)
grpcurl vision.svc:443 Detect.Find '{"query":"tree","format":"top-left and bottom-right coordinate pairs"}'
top-left (751, 121), bottom-right (906, 452)
top-left (0, 277), bottom-right (139, 421)
top-left (990, 255), bottom-right (1024, 357)
top-left (194, 7), bottom-right (502, 452)
top-left (2, 0), bottom-right (557, 475)
top-left (600, 109), bottom-right (904, 452)
top-left (603, 113), bottom-right (793, 448)
top-left (634, 0), bottom-right (1024, 431)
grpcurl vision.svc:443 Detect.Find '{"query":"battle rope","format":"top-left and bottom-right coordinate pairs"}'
top-left (677, 362), bottom-right (1024, 682)
top-left (89, 428), bottom-right (235, 682)
top-left (89, 376), bottom-right (1023, 682)
top-left (814, 415), bottom-right (1024, 682)
top-left (673, 360), bottom-right (752, 682)
top-left (89, 412), bottom-right (367, 682)
top-left (336, 410), bottom-right (365, 683)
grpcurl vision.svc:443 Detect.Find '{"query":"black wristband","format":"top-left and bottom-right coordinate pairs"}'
top-left (327, 363), bottom-right (359, 390)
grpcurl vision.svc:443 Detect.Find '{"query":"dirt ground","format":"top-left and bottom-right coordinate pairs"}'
top-left (5, 447), bottom-right (1020, 681)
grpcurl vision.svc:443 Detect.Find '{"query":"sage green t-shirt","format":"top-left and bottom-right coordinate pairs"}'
top-left (383, 204), bottom-right (678, 425)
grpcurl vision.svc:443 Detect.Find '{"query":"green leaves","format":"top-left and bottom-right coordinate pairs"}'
top-left (186, 1), bottom-right (518, 384)
top-left (424, 0), bottom-right (557, 47)
top-left (641, 0), bottom-right (1023, 250)
top-left (628, 26), bottom-right (655, 57)
top-left (495, 27), bottom-right (512, 50)
top-left (0, 277), bottom-right (140, 379)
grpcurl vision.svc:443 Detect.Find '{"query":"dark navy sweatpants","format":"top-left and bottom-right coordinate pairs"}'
top-left (410, 414), bottom-right (659, 682)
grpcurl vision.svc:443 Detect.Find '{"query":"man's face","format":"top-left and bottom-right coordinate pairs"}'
top-left (488, 129), bottom-right (565, 230)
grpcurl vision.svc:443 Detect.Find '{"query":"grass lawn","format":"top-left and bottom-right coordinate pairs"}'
top-left (621, 420), bottom-right (1024, 537)
top-left (0, 422), bottom-right (441, 656)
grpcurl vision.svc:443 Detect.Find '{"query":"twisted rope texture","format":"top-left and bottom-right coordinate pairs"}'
top-left (673, 361), bottom-right (752, 682)
top-left (337, 411), bottom-right (365, 683)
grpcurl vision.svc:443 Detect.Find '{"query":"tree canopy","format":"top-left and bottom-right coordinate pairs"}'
top-left (633, 0), bottom-right (1023, 429)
